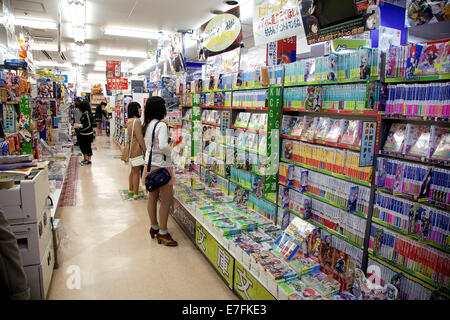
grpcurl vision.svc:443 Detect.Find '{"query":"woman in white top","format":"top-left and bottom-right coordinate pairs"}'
top-left (141, 96), bottom-right (177, 246)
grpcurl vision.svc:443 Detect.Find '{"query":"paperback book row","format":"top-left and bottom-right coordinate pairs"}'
top-left (382, 123), bottom-right (449, 162)
top-left (284, 82), bottom-right (383, 111)
top-left (201, 91), bottom-right (232, 107)
top-left (284, 48), bottom-right (379, 85)
top-left (232, 90), bottom-right (267, 109)
top-left (282, 139), bottom-right (373, 184)
top-left (376, 157), bottom-right (450, 208)
top-left (200, 153), bottom-right (227, 177)
top-left (385, 40), bottom-right (449, 80)
top-left (369, 224), bottom-right (449, 289)
top-left (233, 112), bottom-right (268, 132)
top-left (232, 130), bottom-right (267, 155)
top-left (385, 82), bottom-right (450, 118)
top-left (177, 65), bottom-right (283, 94)
top-left (373, 191), bottom-right (449, 248)
top-left (281, 115), bottom-right (363, 148)
top-left (201, 109), bottom-right (222, 125)
top-left (279, 163), bottom-right (370, 217)
top-left (180, 93), bottom-right (192, 107)
top-left (368, 257), bottom-right (442, 300)
top-left (277, 185), bottom-right (366, 247)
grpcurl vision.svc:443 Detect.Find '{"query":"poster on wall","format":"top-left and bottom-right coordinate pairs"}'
top-left (106, 60), bottom-right (121, 79)
top-left (198, 6), bottom-right (243, 59)
top-left (253, 0), bottom-right (306, 46)
top-left (300, 0), bottom-right (380, 45)
top-left (405, 0), bottom-right (450, 27)
top-left (206, 47), bottom-right (240, 77)
top-left (267, 35), bottom-right (297, 66)
top-left (378, 26), bottom-right (401, 52)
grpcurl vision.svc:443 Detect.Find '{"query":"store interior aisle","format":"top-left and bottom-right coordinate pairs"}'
top-left (47, 135), bottom-right (237, 300)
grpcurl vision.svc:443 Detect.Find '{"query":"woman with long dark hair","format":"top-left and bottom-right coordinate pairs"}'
top-left (75, 100), bottom-right (94, 166)
top-left (121, 102), bottom-right (146, 199)
top-left (141, 96), bottom-right (177, 246)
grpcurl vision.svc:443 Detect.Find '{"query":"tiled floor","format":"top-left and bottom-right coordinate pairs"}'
top-left (47, 135), bottom-right (237, 300)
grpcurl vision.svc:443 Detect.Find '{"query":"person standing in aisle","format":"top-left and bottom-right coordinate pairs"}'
top-left (141, 96), bottom-right (177, 246)
top-left (95, 102), bottom-right (108, 136)
top-left (75, 101), bottom-right (95, 166)
top-left (72, 99), bottom-right (82, 146)
top-left (121, 102), bottom-right (146, 200)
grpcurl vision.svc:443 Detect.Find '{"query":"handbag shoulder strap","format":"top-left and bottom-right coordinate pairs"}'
top-left (147, 120), bottom-right (160, 172)
top-left (128, 118), bottom-right (136, 159)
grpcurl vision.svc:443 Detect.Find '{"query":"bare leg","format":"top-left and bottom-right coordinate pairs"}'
top-left (132, 166), bottom-right (141, 195)
top-left (128, 168), bottom-right (133, 192)
top-left (147, 188), bottom-right (160, 226)
top-left (158, 183), bottom-right (173, 231)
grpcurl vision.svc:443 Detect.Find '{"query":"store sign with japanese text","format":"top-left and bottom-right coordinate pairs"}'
top-left (195, 222), bottom-right (234, 288)
top-left (253, 0), bottom-right (305, 46)
top-left (234, 260), bottom-right (275, 300)
top-left (107, 78), bottom-right (128, 90)
top-left (267, 35), bottom-right (297, 66)
top-left (359, 121), bottom-right (377, 167)
top-left (106, 60), bottom-right (121, 79)
top-left (199, 6), bottom-right (242, 58)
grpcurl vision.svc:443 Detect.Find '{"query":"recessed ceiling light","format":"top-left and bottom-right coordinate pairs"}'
top-left (224, 0), bottom-right (239, 5)
top-left (104, 27), bottom-right (161, 39)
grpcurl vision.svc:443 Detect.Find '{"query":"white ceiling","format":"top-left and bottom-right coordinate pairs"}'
top-left (7, 0), bottom-right (254, 85)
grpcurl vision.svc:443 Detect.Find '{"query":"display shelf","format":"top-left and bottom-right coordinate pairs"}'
top-left (378, 151), bottom-right (450, 169)
top-left (174, 194), bottom-right (275, 299)
top-left (280, 134), bottom-right (361, 152)
top-left (309, 219), bottom-right (364, 250)
top-left (179, 105), bottom-right (192, 108)
top-left (368, 252), bottom-right (450, 297)
top-left (278, 206), bottom-right (304, 220)
top-left (382, 114), bottom-right (450, 123)
top-left (284, 77), bottom-right (380, 87)
top-left (279, 182), bottom-right (367, 220)
top-left (376, 187), bottom-right (450, 213)
top-left (181, 118), bottom-right (192, 122)
top-left (200, 105), bottom-right (231, 110)
top-left (225, 143), bottom-right (266, 157)
top-left (384, 74), bottom-right (450, 83)
top-left (201, 121), bottom-right (220, 127)
top-left (3, 101), bottom-right (20, 104)
top-left (231, 126), bottom-right (266, 134)
top-left (368, 253), bottom-right (450, 299)
top-left (283, 107), bottom-right (380, 116)
top-left (49, 188), bottom-right (62, 219)
top-left (280, 158), bottom-right (372, 187)
top-left (231, 106), bottom-right (268, 111)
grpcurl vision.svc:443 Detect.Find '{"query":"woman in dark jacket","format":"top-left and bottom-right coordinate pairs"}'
top-left (95, 102), bottom-right (108, 135)
top-left (75, 100), bottom-right (95, 166)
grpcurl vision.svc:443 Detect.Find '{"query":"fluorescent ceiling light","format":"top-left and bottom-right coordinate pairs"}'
top-left (0, 16), bottom-right (57, 29)
top-left (98, 49), bottom-right (147, 58)
top-left (66, 0), bottom-right (86, 43)
top-left (94, 61), bottom-right (134, 68)
top-left (33, 44), bottom-right (66, 52)
top-left (104, 26), bottom-right (161, 39)
top-left (76, 44), bottom-right (86, 66)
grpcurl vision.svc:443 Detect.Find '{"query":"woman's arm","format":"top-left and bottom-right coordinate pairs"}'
top-left (134, 120), bottom-right (147, 154)
top-left (157, 122), bottom-right (171, 158)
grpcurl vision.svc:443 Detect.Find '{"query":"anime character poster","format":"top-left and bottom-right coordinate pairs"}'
top-left (405, 0), bottom-right (450, 27)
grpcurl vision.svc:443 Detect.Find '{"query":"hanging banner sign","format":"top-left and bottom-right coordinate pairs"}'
top-left (199, 7), bottom-right (242, 59)
top-left (106, 60), bottom-right (121, 79)
top-left (107, 78), bottom-right (128, 90)
top-left (253, 0), bottom-right (306, 46)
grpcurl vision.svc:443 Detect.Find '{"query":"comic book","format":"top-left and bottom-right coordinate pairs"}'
top-left (291, 116), bottom-right (304, 137)
top-left (404, 124), bottom-right (431, 158)
top-left (438, 41), bottom-right (450, 74)
top-left (282, 115), bottom-right (295, 135)
top-left (314, 117), bottom-right (330, 141)
top-left (429, 126), bottom-right (449, 160)
top-left (416, 43), bottom-right (444, 76)
top-left (283, 140), bottom-right (294, 160)
top-left (383, 123), bottom-right (407, 154)
top-left (385, 45), bottom-right (398, 78)
top-left (326, 119), bottom-right (345, 143)
top-left (248, 113), bottom-right (261, 130)
top-left (430, 129), bottom-right (450, 162)
top-left (406, 43), bottom-right (423, 79)
top-left (259, 113), bottom-right (267, 132)
top-left (234, 112), bottom-right (251, 128)
top-left (340, 120), bottom-right (361, 146)
top-left (301, 116), bottom-right (318, 142)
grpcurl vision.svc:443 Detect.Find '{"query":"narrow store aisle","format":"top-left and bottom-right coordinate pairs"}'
top-left (47, 135), bottom-right (237, 300)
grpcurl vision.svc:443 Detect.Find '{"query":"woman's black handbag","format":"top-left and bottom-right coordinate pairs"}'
top-left (144, 121), bottom-right (171, 192)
